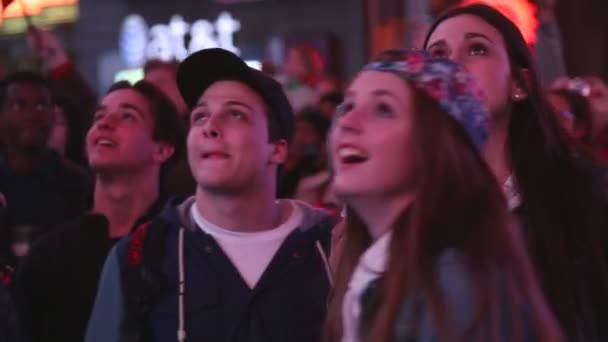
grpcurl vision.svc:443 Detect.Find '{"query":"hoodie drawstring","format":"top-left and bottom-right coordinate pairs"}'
top-left (177, 227), bottom-right (187, 342)
top-left (315, 240), bottom-right (334, 288)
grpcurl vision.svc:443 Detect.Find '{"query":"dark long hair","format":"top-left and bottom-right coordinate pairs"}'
top-left (424, 4), bottom-right (608, 338)
top-left (324, 80), bottom-right (560, 341)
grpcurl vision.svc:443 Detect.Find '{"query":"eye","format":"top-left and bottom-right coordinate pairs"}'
top-left (229, 110), bottom-right (245, 120)
top-left (8, 101), bottom-right (24, 111)
top-left (428, 46), bottom-right (448, 58)
top-left (375, 102), bottom-right (394, 117)
top-left (190, 110), bottom-right (208, 124)
top-left (122, 112), bottom-right (137, 122)
top-left (468, 43), bottom-right (488, 56)
top-left (93, 111), bottom-right (105, 122)
top-left (35, 103), bottom-right (50, 112)
top-left (335, 102), bottom-right (354, 118)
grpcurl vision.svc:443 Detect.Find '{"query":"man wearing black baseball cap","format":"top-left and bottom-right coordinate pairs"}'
top-left (86, 48), bottom-right (336, 342)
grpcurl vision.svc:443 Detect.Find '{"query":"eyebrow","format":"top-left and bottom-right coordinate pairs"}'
top-left (93, 103), bottom-right (147, 120)
top-left (344, 89), bottom-right (402, 104)
top-left (464, 32), bottom-right (493, 43)
top-left (194, 100), bottom-right (255, 113)
top-left (427, 32), bottom-right (493, 49)
top-left (427, 39), bottom-right (447, 50)
top-left (371, 89), bottom-right (403, 105)
top-left (119, 103), bottom-right (146, 120)
top-left (224, 100), bottom-right (254, 113)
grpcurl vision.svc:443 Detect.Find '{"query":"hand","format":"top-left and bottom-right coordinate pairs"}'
top-left (583, 76), bottom-right (608, 137)
top-left (26, 25), bottom-right (69, 70)
top-left (585, 76), bottom-right (608, 117)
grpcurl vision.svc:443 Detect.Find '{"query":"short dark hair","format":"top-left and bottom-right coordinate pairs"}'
top-left (319, 91), bottom-right (344, 107)
top-left (0, 71), bottom-right (52, 108)
top-left (105, 80), bottom-right (185, 166)
top-left (296, 107), bottom-right (331, 139)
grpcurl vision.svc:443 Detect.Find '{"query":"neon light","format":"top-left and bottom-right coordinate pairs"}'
top-left (460, 0), bottom-right (537, 45)
top-left (1, 0), bottom-right (77, 19)
top-left (119, 12), bottom-right (241, 67)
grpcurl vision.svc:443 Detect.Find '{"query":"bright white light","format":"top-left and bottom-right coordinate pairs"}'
top-left (119, 12), bottom-right (242, 66)
top-left (114, 68), bottom-right (144, 84)
top-left (245, 60), bottom-right (262, 70)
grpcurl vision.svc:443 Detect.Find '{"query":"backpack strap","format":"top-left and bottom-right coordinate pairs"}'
top-left (121, 218), bottom-right (169, 342)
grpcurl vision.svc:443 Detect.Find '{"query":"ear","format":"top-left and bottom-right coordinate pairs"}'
top-left (153, 141), bottom-right (176, 164)
top-left (510, 68), bottom-right (532, 102)
top-left (269, 139), bottom-right (289, 165)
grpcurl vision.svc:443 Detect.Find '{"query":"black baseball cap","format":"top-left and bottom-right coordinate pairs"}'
top-left (176, 48), bottom-right (295, 143)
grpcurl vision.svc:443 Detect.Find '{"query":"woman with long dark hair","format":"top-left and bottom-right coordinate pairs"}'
top-left (324, 49), bottom-right (560, 341)
top-left (424, 4), bottom-right (608, 340)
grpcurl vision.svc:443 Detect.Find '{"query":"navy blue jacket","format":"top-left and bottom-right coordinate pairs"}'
top-left (0, 283), bottom-right (20, 342)
top-left (86, 197), bottom-right (336, 342)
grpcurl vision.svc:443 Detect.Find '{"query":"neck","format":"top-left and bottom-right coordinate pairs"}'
top-left (483, 118), bottom-right (511, 186)
top-left (5, 146), bottom-right (48, 171)
top-left (92, 168), bottom-right (160, 238)
top-left (195, 183), bottom-right (284, 233)
top-left (348, 192), bottom-right (416, 241)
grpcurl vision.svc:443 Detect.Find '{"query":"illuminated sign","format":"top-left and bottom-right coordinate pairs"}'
top-left (114, 68), bottom-right (144, 84)
top-left (119, 12), bottom-right (241, 68)
top-left (0, 0), bottom-right (79, 34)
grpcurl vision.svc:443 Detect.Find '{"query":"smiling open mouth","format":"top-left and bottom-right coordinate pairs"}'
top-left (338, 147), bottom-right (368, 164)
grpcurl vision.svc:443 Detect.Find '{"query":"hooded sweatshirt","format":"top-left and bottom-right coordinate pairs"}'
top-left (86, 196), bottom-right (336, 342)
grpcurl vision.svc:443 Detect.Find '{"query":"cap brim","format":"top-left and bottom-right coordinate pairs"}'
top-left (177, 48), bottom-right (250, 109)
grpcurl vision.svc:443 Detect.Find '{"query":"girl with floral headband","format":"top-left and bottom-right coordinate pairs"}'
top-left (323, 49), bottom-right (561, 342)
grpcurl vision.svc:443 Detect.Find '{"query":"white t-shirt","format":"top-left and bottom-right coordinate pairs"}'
top-left (190, 201), bottom-right (303, 288)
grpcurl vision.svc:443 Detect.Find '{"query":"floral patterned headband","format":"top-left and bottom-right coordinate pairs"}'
top-left (363, 49), bottom-right (490, 148)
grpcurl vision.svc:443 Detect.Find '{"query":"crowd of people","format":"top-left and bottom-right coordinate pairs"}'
top-left (0, 2), bottom-right (607, 342)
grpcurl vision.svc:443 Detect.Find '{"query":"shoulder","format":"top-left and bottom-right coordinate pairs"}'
top-left (393, 251), bottom-right (480, 339)
top-left (114, 216), bottom-right (176, 271)
top-left (292, 200), bottom-right (337, 228)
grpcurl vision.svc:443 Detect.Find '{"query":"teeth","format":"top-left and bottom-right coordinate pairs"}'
top-left (338, 147), bottom-right (367, 159)
top-left (97, 138), bottom-right (115, 146)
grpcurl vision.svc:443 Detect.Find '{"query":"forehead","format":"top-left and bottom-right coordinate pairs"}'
top-left (102, 89), bottom-right (152, 115)
top-left (5, 82), bottom-right (52, 101)
top-left (349, 71), bottom-right (411, 98)
top-left (199, 80), bottom-right (267, 109)
top-left (427, 14), bottom-right (504, 45)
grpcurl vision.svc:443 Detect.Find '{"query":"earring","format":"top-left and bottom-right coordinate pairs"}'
top-left (511, 91), bottom-right (524, 101)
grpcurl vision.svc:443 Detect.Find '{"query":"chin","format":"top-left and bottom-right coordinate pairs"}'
top-left (332, 183), bottom-right (365, 200)
top-left (89, 162), bottom-right (119, 173)
top-left (197, 182), bottom-right (244, 195)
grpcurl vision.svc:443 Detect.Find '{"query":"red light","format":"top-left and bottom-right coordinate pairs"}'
top-left (460, 0), bottom-right (538, 45)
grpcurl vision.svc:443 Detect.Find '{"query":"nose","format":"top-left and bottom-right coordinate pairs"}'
top-left (202, 116), bottom-right (222, 139)
top-left (96, 113), bottom-right (119, 130)
top-left (335, 107), bottom-right (363, 134)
